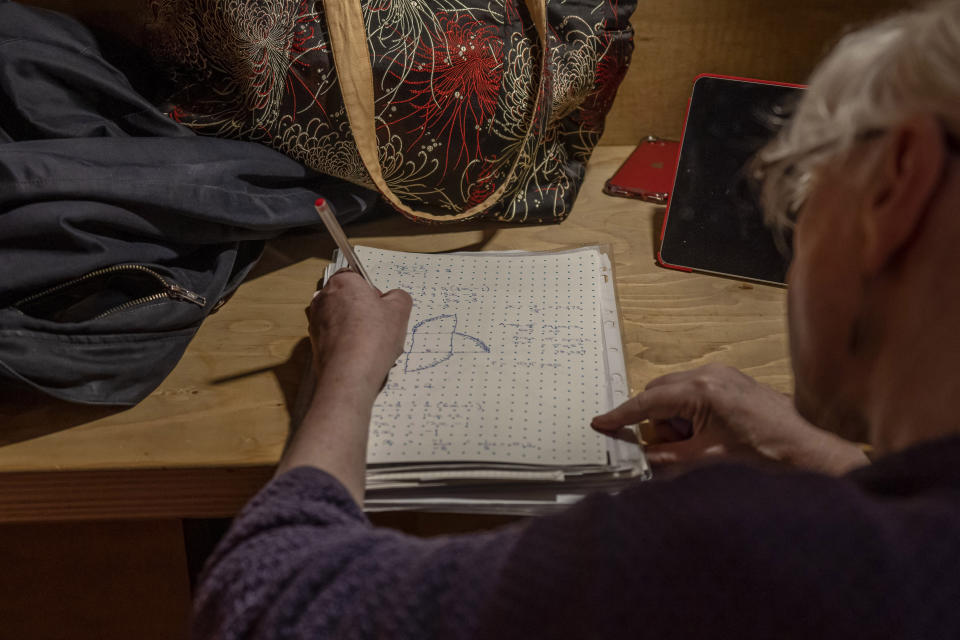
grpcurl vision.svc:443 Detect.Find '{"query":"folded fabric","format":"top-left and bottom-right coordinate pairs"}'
top-left (0, 1), bottom-right (379, 405)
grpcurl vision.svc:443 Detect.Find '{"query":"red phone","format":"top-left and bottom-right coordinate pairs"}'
top-left (604, 136), bottom-right (680, 204)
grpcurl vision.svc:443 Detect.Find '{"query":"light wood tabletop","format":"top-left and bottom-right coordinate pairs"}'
top-left (0, 145), bottom-right (791, 522)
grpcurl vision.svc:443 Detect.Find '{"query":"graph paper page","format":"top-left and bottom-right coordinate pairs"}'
top-left (351, 246), bottom-right (610, 466)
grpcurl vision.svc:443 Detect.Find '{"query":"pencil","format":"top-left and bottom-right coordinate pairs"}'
top-left (313, 197), bottom-right (374, 285)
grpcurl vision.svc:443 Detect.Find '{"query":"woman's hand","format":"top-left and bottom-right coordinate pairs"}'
top-left (277, 271), bottom-right (412, 503)
top-left (592, 364), bottom-right (869, 475)
top-left (307, 270), bottom-right (412, 401)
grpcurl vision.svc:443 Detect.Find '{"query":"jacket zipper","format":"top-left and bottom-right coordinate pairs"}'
top-left (13, 264), bottom-right (207, 320)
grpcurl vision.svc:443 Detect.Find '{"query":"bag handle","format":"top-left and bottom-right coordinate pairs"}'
top-left (323, 0), bottom-right (548, 223)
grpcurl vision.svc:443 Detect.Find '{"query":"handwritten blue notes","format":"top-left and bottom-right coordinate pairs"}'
top-left (355, 246), bottom-right (610, 466)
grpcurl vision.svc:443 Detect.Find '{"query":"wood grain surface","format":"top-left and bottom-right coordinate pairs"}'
top-left (0, 146), bottom-right (792, 521)
top-left (600, 0), bottom-right (915, 145)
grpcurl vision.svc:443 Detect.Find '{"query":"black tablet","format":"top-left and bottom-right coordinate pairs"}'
top-left (657, 74), bottom-right (805, 286)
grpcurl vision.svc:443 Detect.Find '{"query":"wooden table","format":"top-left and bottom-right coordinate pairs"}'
top-left (0, 145), bottom-right (791, 523)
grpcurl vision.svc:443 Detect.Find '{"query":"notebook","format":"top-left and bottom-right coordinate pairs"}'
top-left (322, 245), bottom-right (649, 513)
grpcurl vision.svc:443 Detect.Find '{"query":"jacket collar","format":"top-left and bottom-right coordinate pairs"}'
top-left (848, 434), bottom-right (960, 496)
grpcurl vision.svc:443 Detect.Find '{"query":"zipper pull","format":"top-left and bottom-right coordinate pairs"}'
top-left (165, 283), bottom-right (207, 307)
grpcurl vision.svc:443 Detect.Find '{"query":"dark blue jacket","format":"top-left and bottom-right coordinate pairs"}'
top-left (0, 1), bottom-right (378, 404)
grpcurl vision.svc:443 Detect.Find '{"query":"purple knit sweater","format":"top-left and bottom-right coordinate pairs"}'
top-left (194, 437), bottom-right (960, 639)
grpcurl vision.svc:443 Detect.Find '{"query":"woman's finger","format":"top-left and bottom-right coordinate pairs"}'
top-left (591, 384), bottom-right (695, 432)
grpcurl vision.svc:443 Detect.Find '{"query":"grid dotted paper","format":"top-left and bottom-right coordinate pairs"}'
top-left (359, 247), bottom-right (609, 466)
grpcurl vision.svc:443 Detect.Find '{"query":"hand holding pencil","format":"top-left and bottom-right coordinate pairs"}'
top-left (309, 195), bottom-right (412, 378)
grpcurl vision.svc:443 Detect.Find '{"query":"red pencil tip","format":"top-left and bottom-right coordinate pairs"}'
top-left (315, 197), bottom-right (325, 207)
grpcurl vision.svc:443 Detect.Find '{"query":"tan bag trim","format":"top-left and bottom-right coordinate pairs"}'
top-left (323, 0), bottom-right (548, 223)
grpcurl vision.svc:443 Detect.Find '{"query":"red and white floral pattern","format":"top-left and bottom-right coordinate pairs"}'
top-left (147, 0), bottom-right (635, 223)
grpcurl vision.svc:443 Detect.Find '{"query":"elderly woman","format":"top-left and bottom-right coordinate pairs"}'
top-left (194, 2), bottom-right (960, 638)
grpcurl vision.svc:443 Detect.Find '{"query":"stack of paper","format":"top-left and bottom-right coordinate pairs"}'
top-left (322, 245), bottom-right (649, 514)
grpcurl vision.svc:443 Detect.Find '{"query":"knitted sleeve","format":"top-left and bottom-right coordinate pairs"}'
top-left (194, 459), bottom-right (960, 640)
top-left (192, 466), bottom-right (524, 640)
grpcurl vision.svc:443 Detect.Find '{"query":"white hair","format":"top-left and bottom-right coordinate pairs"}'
top-left (756, 0), bottom-right (960, 231)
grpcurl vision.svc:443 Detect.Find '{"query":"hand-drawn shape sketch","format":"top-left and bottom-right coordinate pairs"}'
top-left (404, 313), bottom-right (490, 373)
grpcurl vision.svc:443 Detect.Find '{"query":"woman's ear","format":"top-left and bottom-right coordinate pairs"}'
top-left (860, 114), bottom-right (947, 274)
